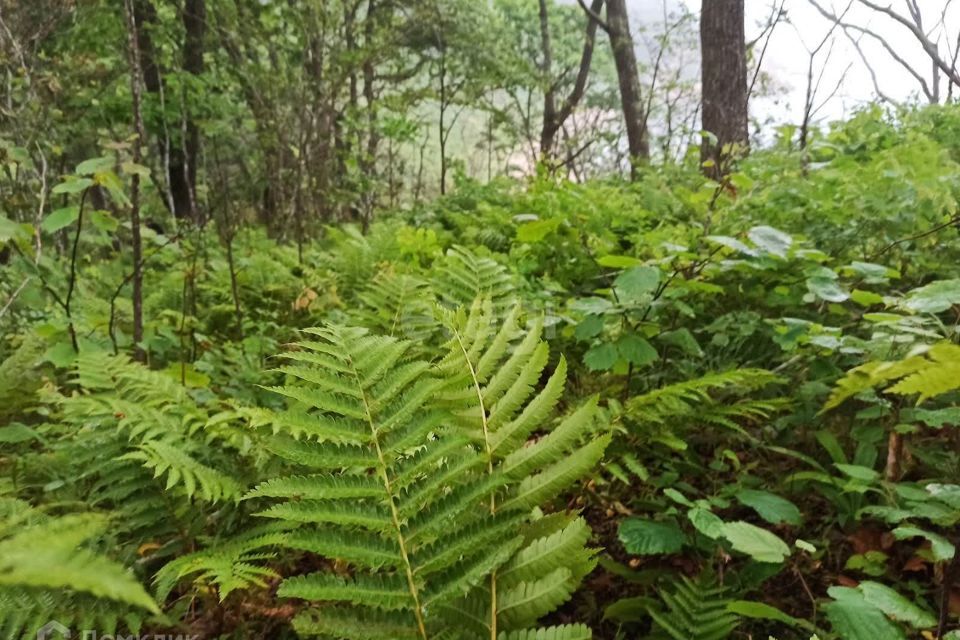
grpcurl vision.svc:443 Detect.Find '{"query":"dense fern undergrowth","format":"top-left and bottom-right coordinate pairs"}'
top-left (3, 107), bottom-right (960, 639)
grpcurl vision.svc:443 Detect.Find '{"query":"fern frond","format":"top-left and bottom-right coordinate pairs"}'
top-left (433, 246), bottom-right (518, 310)
top-left (437, 299), bottom-right (608, 637)
top-left (498, 624), bottom-right (592, 640)
top-left (498, 517), bottom-right (596, 587)
top-left (0, 511), bottom-right (159, 615)
top-left (356, 269), bottom-right (438, 341)
top-left (122, 440), bottom-right (242, 503)
top-left (885, 342), bottom-right (960, 402)
top-left (256, 323), bottom-right (513, 639)
top-left (647, 576), bottom-right (738, 640)
top-left (501, 435), bottom-right (611, 512)
top-left (286, 529), bottom-right (402, 570)
top-left (246, 474), bottom-right (385, 500)
top-left (292, 606), bottom-right (421, 640)
top-left (627, 369), bottom-right (783, 424)
top-left (154, 527), bottom-right (288, 601)
top-left (279, 572), bottom-right (414, 610)
top-left (497, 568), bottom-right (576, 630)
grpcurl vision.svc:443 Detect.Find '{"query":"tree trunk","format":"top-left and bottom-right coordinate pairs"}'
top-left (605, 0), bottom-right (648, 178)
top-left (132, 0), bottom-right (204, 224)
top-left (123, 0), bottom-right (146, 362)
top-left (168, 0), bottom-right (205, 224)
top-left (539, 0), bottom-right (603, 162)
top-left (699, 0), bottom-right (748, 178)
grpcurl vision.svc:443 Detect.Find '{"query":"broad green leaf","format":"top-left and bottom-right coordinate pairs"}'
top-left (42, 342), bottom-right (77, 368)
top-left (892, 526), bottom-right (955, 561)
top-left (834, 464), bottom-right (879, 482)
top-left (721, 521), bottom-right (790, 563)
top-left (727, 600), bottom-right (800, 627)
top-left (687, 507), bottom-right (724, 539)
top-left (574, 315), bottom-right (604, 341)
top-left (52, 177), bottom-right (94, 195)
top-left (41, 207), bottom-right (79, 233)
top-left (603, 596), bottom-right (659, 622)
top-left (926, 483), bottom-right (960, 509)
top-left (807, 276), bottom-right (850, 303)
top-left (597, 254), bottom-right (641, 268)
top-left (75, 156), bottom-right (114, 175)
top-left (614, 266), bottom-right (660, 302)
top-left (825, 586), bottom-right (906, 640)
top-left (857, 581), bottom-right (936, 628)
top-left (516, 217), bottom-right (561, 242)
top-left (616, 334), bottom-right (657, 366)
top-left (851, 289), bottom-right (884, 306)
top-left (844, 261), bottom-right (897, 282)
top-left (584, 343), bottom-right (618, 371)
top-left (569, 297), bottom-right (613, 315)
top-left (0, 215), bottom-right (24, 242)
top-left (706, 234), bottom-right (758, 256)
top-left (735, 489), bottom-right (802, 526)
top-left (662, 488), bottom-right (693, 507)
top-left (89, 210), bottom-right (119, 233)
top-left (618, 518), bottom-right (685, 555)
top-left (658, 328), bottom-right (703, 356)
top-left (748, 225), bottom-right (792, 257)
top-left (902, 279), bottom-right (960, 314)
top-left (121, 161), bottom-right (150, 176)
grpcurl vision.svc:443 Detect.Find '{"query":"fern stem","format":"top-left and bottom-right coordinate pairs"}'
top-left (346, 350), bottom-right (429, 640)
top-left (452, 328), bottom-right (498, 640)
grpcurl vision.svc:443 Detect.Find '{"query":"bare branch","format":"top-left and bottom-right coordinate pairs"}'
top-left (577, 0), bottom-right (611, 35)
top-left (855, 0), bottom-right (960, 89)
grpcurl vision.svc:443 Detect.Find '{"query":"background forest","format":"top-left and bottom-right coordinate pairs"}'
top-left (3, 1), bottom-right (960, 639)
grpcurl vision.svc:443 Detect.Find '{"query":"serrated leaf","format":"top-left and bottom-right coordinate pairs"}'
top-left (825, 586), bottom-right (906, 640)
top-left (735, 489), bottom-right (802, 526)
top-left (727, 600), bottom-right (800, 626)
top-left (851, 289), bottom-right (884, 307)
top-left (75, 156), bottom-right (114, 175)
top-left (892, 526), bottom-right (955, 562)
top-left (835, 464), bottom-right (879, 482)
top-left (857, 581), bottom-right (936, 628)
top-left (41, 207), bottom-right (79, 233)
top-left (516, 217), bottom-right (561, 243)
top-left (597, 254), bottom-right (641, 268)
top-left (748, 225), bottom-right (792, 257)
top-left (614, 266), bottom-right (660, 302)
top-left (903, 279), bottom-right (960, 314)
top-left (721, 521), bottom-right (790, 563)
top-left (706, 234), bottom-right (758, 256)
top-left (687, 507), bottom-right (724, 539)
top-left (574, 315), bottom-right (604, 341)
top-left (807, 276), bottom-right (850, 303)
top-left (616, 334), bottom-right (657, 366)
top-left (618, 518), bottom-right (685, 555)
top-left (583, 343), bottom-right (617, 371)
top-left (52, 177), bottom-right (93, 195)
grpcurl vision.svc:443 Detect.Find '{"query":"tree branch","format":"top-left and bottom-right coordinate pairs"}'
top-left (577, 0), bottom-right (611, 35)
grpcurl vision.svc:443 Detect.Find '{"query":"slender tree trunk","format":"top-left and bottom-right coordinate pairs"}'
top-left (360, 0), bottom-right (379, 230)
top-left (605, 0), bottom-right (648, 178)
top-left (700, 0), bottom-right (748, 178)
top-left (168, 0), bottom-right (205, 224)
top-left (132, 0), bottom-right (204, 223)
top-left (540, 0), bottom-right (603, 162)
top-left (123, 0), bottom-right (146, 362)
top-left (438, 46), bottom-right (448, 195)
top-left (538, 0), bottom-right (557, 158)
